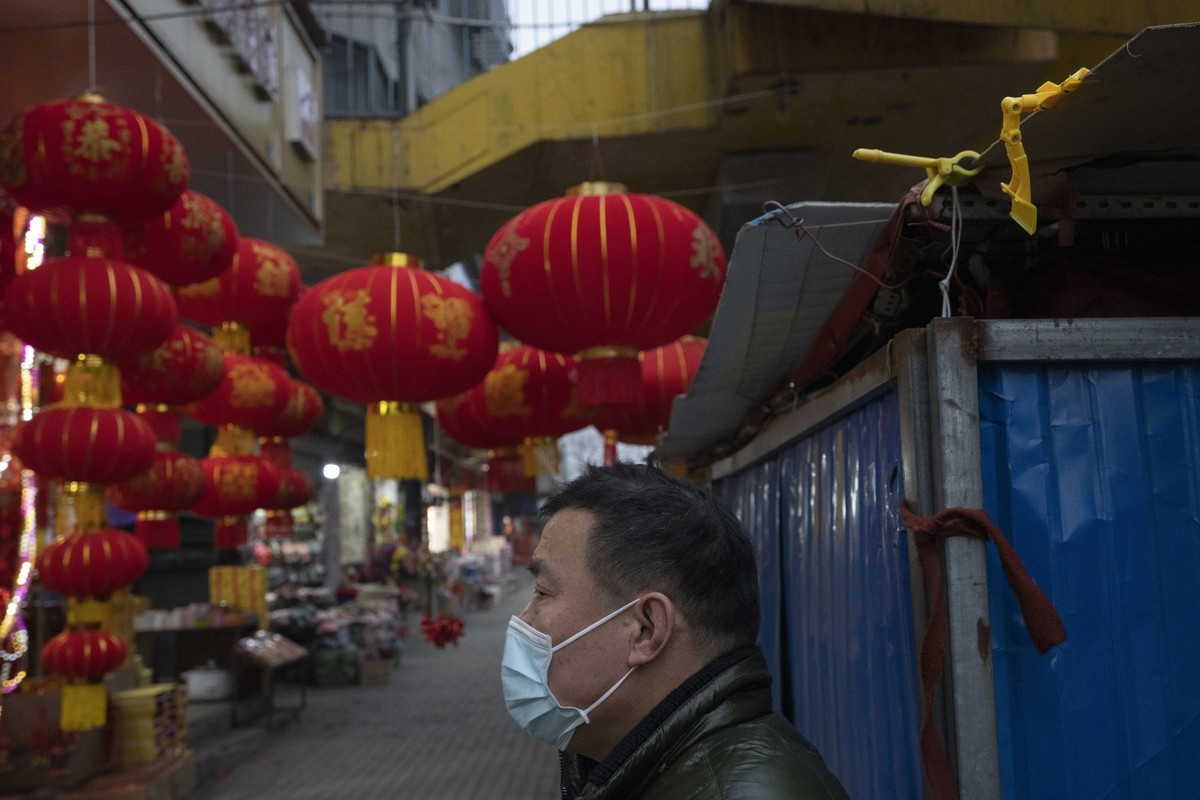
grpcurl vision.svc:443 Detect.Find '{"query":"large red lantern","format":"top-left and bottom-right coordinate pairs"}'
top-left (2, 250), bottom-right (177, 362)
top-left (37, 528), bottom-right (149, 599)
top-left (14, 405), bottom-right (157, 484)
top-left (436, 390), bottom-right (534, 494)
top-left (122, 190), bottom-right (238, 286)
top-left (175, 237), bottom-right (302, 352)
top-left (287, 252), bottom-right (499, 480)
top-left (108, 451), bottom-right (206, 549)
top-left (183, 354), bottom-right (292, 431)
top-left (599, 335), bottom-right (707, 446)
top-left (119, 323), bottom-right (226, 443)
top-left (192, 451), bottom-right (281, 548)
top-left (41, 629), bottom-right (128, 731)
top-left (480, 183), bottom-right (725, 407)
top-left (0, 95), bottom-right (188, 223)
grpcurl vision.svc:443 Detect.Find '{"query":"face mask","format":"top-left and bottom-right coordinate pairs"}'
top-left (501, 598), bottom-right (640, 750)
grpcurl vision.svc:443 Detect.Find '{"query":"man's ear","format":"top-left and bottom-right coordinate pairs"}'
top-left (627, 592), bottom-right (675, 667)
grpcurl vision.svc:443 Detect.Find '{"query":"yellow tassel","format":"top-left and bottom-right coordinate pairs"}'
top-left (68, 599), bottom-right (115, 630)
top-left (60, 682), bottom-right (109, 731)
top-left (59, 356), bottom-right (122, 408)
top-left (365, 402), bottom-right (427, 481)
top-left (521, 438), bottom-right (538, 478)
top-left (213, 322), bottom-right (251, 356)
top-left (57, 483), bottom-right (109, 536)
top-left (210, 425), bottom-right (255, 457)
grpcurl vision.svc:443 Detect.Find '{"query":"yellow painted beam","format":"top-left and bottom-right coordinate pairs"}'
top-left (327, 12), bottom-right (716, 196)
top-left (737, 0), bottom-right (1200, 35)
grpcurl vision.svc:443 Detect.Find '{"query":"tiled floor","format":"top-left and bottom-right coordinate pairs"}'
top-left (187, 573), bottom-right (560, 800)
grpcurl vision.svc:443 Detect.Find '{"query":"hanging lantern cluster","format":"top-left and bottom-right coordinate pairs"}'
top-left (254, 380), bottom-right (322, 538)
top-left (0, 94), bottom-right (191, 729)
top-left (480, 182), bottom-right (725, 408)
top-left (287, 252), bottom-right (498, 481)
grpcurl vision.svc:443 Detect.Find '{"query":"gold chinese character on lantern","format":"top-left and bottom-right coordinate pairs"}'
top-left (321, 290), bottom-right (377, 352)
top-left (485, 364), bottom-right (531, 418)
top-left (252, 247), bottom-right (294, 297)
top-left (487, 218), bottom-right (530, 298)
top-left (422, 295), bottom-right (471, 360)
top-left (689, 225), bottom-right (723, 281)
top-left (217, 463), bottom-right (257, 503)
top-left (229, 362), bottom-right (274, 408)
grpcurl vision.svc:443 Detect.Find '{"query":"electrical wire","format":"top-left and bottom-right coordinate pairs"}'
top-left (762, 200), bottom-right (905, 291)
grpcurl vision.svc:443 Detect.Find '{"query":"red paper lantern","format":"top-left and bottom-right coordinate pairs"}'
top-left (599, 335), bottom-right (707, 445)
top-left (41, 630), bottom-right (128, 681)
top-left (108, 451), bottom-right (206, 548)
top-left (183, 355), bottom-right (292, 431)
top-left (286, 253), bottom-right (499, 480)
top-left (193, 455), bottom-right (281, 519)
top-left (2, 253), bottom-right (177, 362)
top-left (175, 237), bottom-right (302, 349)
top-left (14, 406), bottom-right (157, 483)
top-left (0, 95), bottom-right (188, 222)
top-left (263, 467), bottom-right (316, 539)
top-left (120, 324), bottom-right (226, 407)
top-left (435, 391), bottom-right (535, 494)
top-left (480, 183), bottom-right (725, 407)
top-left (256, 380), bottom-right (324, 439)
top-left (122, 190), bottom-right (238, 286)
top-left (481, 344), bottom-right (589, 441)
top-left (37, 528), bottom-right (149, 598)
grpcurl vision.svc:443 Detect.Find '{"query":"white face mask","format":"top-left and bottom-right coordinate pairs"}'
top-left (501, 598), bottom-right (640, 750)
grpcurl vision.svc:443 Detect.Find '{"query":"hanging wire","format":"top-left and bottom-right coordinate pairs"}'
top-left (938, 186), bottom-right (964, 317)
top-left (762, 200), bottom-right (904, 290)
top-left (87, 0), bottom-right (97, 90)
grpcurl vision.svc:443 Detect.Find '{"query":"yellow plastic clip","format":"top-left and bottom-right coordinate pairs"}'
top-left (999, 67), bottom-right (1089, 234)
top-left (852, 148), bottom-right (983, 208)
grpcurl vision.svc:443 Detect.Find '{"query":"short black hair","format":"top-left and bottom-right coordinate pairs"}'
top-left (540, 462), bottom-right (760, 652)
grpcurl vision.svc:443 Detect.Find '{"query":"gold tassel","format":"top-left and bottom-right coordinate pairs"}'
top-left (211, 425), bottom-right (255, 457)
top-left (68, 599), bottom-right (114, 631)
top-left (521, 438), bottom-right (538, 478)
top-left (60, 356), bottom-right (122, 409)
top-left (57, 483), bottom-right (109, 536)
top-left (213, 321), bottom-right (251, 356)
top-left (60, 682), bottom-right (108, 731)
top-left (365, 402), bottom-right (427, 481)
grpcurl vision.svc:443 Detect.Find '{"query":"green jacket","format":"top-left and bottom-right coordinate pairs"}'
top-left (561, 647), bottom-right (850, 800)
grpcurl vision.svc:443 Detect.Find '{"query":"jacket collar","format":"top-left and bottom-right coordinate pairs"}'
top-left (561, 645), bottom-right (769, 799)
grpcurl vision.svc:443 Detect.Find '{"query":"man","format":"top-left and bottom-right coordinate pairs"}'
top-left (501, 462), bottom-right (850, 799)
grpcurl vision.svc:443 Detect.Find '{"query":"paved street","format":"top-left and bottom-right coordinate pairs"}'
top-left (188, 573), bottom-right (560, 800)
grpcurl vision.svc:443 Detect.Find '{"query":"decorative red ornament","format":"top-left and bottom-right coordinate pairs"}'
top-left (599, 335), bottom-right (707, 445)
top-left (256, 380), bottom-right (324, 440)
top-left (2, 253), bottom-right (177, 362)
top-left (37, 529), bottom-right (149, 598)
top-left (0, 95), bottom-right (189, 223)
top-left (14, 406), bottom-right (157, 483)
top-left (435, 391), bottom-right (535, 494)
top-left (175, 237), bottom-right (303, 349)
top-left (287, 252), bottom-right (499, 480)
top-left (183, 354), bottom-right (292, 431)
top-left (420, 614), bottom-right (464, 648)
top-left (480, 344), bottom-right (589, 443)
top-left (108, 451), bottom-right (206, 548)
top-left (122, 190), bottom-right (238, 286)
top-left (480, 182), bottom-right (725, 407)
top-left (120, 324), bottom-right (226, 407)
top-left (263, 467), bottom-right (316, 539)
top-left (41, 629), bottom-right (128, 681)
top-left (192, 453), bottom-right (281, 548)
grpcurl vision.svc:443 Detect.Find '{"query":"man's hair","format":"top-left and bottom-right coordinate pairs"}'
top-left (540, 462), bottom-right (760, 653)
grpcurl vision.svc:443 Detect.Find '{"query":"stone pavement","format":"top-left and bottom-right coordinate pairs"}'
top-left (187, 573), bottom-right (559, 800)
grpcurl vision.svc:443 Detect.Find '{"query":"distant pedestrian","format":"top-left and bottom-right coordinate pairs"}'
top-left (501, 462), bottom-right (850, 799)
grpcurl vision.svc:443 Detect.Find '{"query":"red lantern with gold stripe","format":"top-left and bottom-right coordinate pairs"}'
top-left (480, 183), bottom-right (725, 408)
top-left (599, 335), bottom-right (707, 447)
top-left (108, 450), bottom-right (206, 549)
top-left (2, 250), bottom-right (177, 362)
top-left (41, 629), bottom-right (129, 731)
top-left (192, 445), bottom-right (281, 549)
top-left (257, 379), bottom-right (324, 467)
top-left (122, 190), bottom-right (238, 286)
top-left (436, 388), bottom-right (534, 494)
top-left (286, 252), bottom-right (498, 481)
top-left (14, 405), bottom-right (157, 484)
top-left (37, 528), bottom-right (149, 599)
top-left (175, 237), bottom-right (302, 353)
top-left (263, 467), bottom-right (316, 539)
top-left (0, 95), bottom-right (189, 222)
top-left (119, 323), bottom-right (226, 443)
top-left (183, 354), bottom-right (291, 431)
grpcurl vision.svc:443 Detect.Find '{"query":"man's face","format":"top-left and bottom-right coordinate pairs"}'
top-left (519, 507), bottom-right (635, 718)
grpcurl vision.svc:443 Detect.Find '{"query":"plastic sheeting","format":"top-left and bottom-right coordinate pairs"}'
top-left (979, 363), bottom-right (1200, 800)
top-left (717, 391), bottom-right (923, 800)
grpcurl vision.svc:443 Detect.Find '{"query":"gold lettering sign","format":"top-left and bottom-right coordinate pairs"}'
top-left (488, 218), bottom-right (529, 298)
top-left (217, 463), bottom-right (257, 503)
top-left (484, 365), bottom-right (530, 418)
top-left (322, 290), bottom-right (377, 352)
top-left (229, 362), bottom-right (274, 407)
top-left (689, 225), bottom-right (722, 281)
top-left (422, 295), bottom-right (472, 360)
